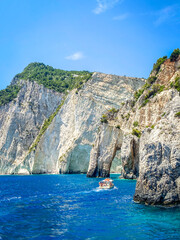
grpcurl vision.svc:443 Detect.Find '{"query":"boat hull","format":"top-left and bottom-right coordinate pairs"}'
top-left (99, 184), bottom-right (114, 189)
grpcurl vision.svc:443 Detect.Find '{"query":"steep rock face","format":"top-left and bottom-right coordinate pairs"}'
top-left (110, 149), bottom-right (122, 173)
top-left (87, 89), bottom-right (179, 179)
top-left (17, 73), bottom-right (145, 174)
top-left (134, 94), bottom-right (180, 205)
top-left (0, 79), bottom-right (62, 174)
top-left (87, 125), bottom-right (139, 178)
top-left (87, 56), bottom-right (180, 206)
top-left (83, 73), bottom-right (145, 109)
top-left (121, 135), bottom-right (139, 179)
top-left (87, 124), bottom-right (123, 177)
top-left (152, 57), bottom-right (180, 86)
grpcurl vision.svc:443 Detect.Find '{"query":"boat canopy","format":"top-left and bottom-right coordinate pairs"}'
top-left (100, 178), bottom-right (113, 183)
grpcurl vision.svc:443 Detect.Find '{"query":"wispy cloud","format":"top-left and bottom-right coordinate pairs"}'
top-left (113, 13), bottom-right (129, 21)
top-left (65, 52), bottom-right (84, 61)
top-left (93, 0), bottom-right (123, 15)
top-left (153, 5), bottom-right (180, 26)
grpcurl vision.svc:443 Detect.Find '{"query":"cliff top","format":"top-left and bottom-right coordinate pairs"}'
top-left (133, 49), bottom-right (180, 107)
top-left (15, 62), bottom-right (92, 93)
top-left (0, 49), bottom-right (179, 108)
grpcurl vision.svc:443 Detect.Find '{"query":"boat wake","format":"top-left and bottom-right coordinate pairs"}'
top-left (79, 186), bottom-right (118, 194)
top-left (0, 196), bottom-right (22, 202)
top-left (95, 186), bottom-right (118, 192)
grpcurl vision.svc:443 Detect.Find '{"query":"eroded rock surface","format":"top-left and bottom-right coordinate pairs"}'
top-left (21, 73), bottom-right (144, 174)
top-left (134, 94), bottom-right (180, 205)
top-left (87, 124), bottom-right (123, 177)
top-left (0, 79), bottom-right (62, 174)
top-left (0, 72), bottom-right (145, 175)
top-left (87, 56), bottom-right (180, 206)
top-left (121, 135), bottom-right (139, 179)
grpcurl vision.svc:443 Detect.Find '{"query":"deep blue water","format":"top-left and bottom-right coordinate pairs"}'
top-left (0, 174), bottom-right (179, 240)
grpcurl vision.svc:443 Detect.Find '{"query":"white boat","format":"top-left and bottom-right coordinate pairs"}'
top-left (99, 178), bottom-right (114, 189)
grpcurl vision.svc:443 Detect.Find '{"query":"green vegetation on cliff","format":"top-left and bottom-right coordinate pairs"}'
top-left (0, 62), bottom-right (92, 107)
top-left (101, 114), bottom-right (108, 123)
top-left (170, 76), bottom-right (180, 92)
top-left (133, 49), bottom-right (179, 107)
top-left (141, 84), bottom-right (165, 107)
top-left (134, 83), bottom-right (150, 101)
top-left (170, 48), bottom-right (180, 62)
top-left (151, 56), bottom-right (167, 73)
top-left (132, 128), bottom-right (141, 138)
top-left (0, 85), bottom-right (21, 107)
top-left (108, 108), bottom-right (118, 114)
top-left (175, 112), bottom-right (180, 117)
top-left (29, 97), bottom-right (66, 153)
top-left (133, 121), bottom-right (138, 127)
top-left (16, 62), bottom-right (92, 93)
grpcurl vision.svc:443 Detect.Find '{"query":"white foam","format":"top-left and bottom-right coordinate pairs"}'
top-left (0, 196), bottom-right (22, 202)
top-left (78, 186), bottom-right (118, 194)
top-left (8, 196), bottom-right (21, 200)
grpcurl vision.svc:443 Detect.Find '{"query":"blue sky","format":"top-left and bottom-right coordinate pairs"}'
top-left (0, 0), bottom-right (180, 90)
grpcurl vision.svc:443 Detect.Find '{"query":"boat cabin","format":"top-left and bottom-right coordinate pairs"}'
top-left (99, 178), bottom-right (114, 189)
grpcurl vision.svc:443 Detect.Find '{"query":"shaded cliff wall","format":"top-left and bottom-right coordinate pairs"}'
top-left (87, 124), bottom-right (123, 177)
top-left (134, 93), bottom-right (180, 205)
top-left (0, 79), bottom-right (63, 174)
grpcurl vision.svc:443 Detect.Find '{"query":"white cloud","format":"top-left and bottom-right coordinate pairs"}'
top-left (152, 5), bottom-right (180, 26)
top-left (113, 13), bottom-right (129, 20)
top-left (65, 52), bottom-right (84, 61)
top-left (154, 6), bottom-right (176, 26)
top-left (93, 0), bottom-right (123, 15)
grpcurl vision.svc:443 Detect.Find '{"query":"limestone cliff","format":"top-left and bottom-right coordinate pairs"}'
top-left (0, 71), bottom-right (145, 175)
top-left (87, 54), bottom-right (180, 205)
top-left (87, 124), bottom-right (123, 177)
top-left (134, 94), bottom-right (180, 205)
top-left (0, 79), bottom-right (63, 174)
top-left (21, 73), bottom-right (144, 174)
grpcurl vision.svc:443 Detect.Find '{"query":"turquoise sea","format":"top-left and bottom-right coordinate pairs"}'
top-left (0, 174), bottom-right (179, 240)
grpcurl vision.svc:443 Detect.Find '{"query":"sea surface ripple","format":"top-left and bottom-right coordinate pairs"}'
top-left (0, 174), bottom-right (179, 239)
